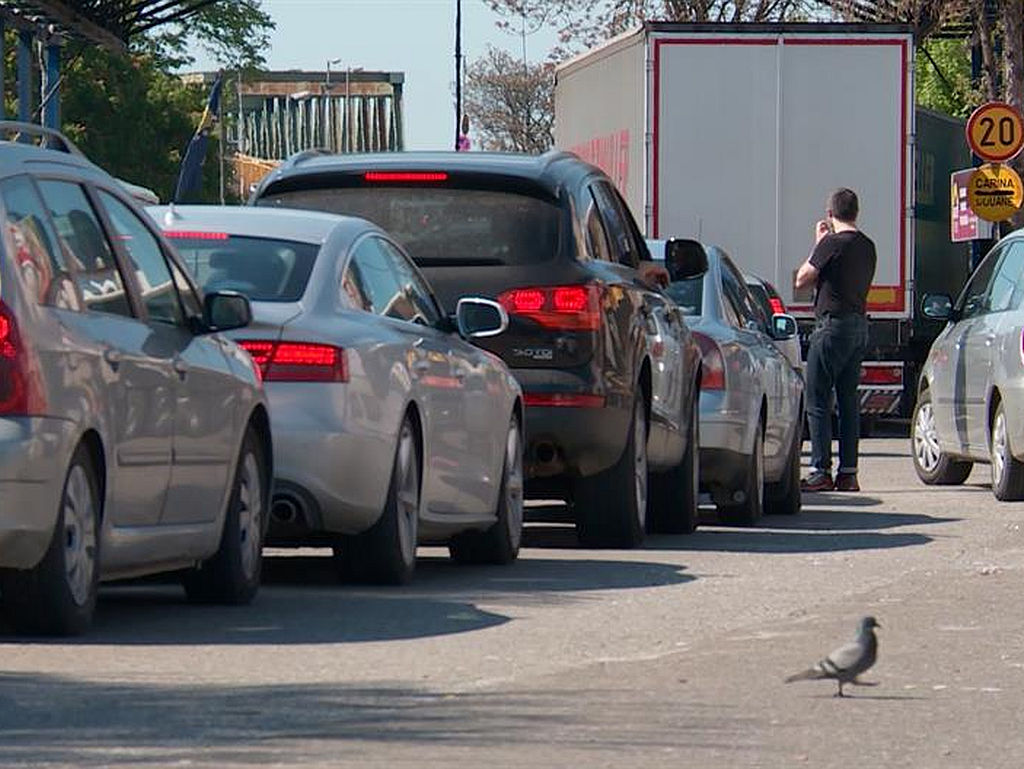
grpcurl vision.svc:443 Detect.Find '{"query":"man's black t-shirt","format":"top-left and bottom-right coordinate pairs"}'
top-left (809, 230), bottom-right (877, 317)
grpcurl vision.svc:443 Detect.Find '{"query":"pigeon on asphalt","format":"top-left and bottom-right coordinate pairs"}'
top-left (785, 616), bottom-right (880, 697)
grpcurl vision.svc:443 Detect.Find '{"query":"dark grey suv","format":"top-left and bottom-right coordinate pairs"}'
top-left (250, 150), bottom-right (705, 546)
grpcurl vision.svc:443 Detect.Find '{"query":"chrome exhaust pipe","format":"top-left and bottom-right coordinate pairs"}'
top-left (271, 496), bottom-right (300, 525)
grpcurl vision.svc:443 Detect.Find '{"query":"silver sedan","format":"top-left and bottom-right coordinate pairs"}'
top-left (150, 205), bottom-right (525, 584)
top-left (913, 230), bottom-right (1024, 500)
top-left (650, 239), bottom-right (805, 523)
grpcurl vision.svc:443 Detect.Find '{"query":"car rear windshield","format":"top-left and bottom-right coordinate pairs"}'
top-left (165, 234), bottom-right (318, 302)
top-left (258, 186), bottom-right (562, 267)
top-left (666, 278), bottom-right (703, 316)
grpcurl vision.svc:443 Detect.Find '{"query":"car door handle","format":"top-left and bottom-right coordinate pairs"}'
top-left (173, 359), bottom-right (189, 380)
top-left (103, 349), bottom-right (122, 372)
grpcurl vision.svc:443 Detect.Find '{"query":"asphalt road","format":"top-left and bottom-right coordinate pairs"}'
top-left (3, 432), bottom-right (1024, 768)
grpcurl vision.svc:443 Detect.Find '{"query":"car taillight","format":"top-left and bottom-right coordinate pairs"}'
top-left (859, 364), bottom-right (902, 386)
top-left (692, 331), bottom-right (726, 390)
top-left (497, 284), bottom-right (602, 331)
top-left (0, 300), bottom-right (45, 415)
top-left (238, 340), bottom-right (348, 382)
top-left (769, 297), bottom-right (786, 314)
top-left (523, 393), bottom-right (606, 408)
top-left (163, 231), bottom-right (230, 241)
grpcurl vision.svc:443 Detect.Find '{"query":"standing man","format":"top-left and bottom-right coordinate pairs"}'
top-left (795, 188), bottom-right (877, 492)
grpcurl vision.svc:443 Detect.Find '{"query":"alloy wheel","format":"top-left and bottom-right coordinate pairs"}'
top-left (395, 424), bottom-right (420, 565)
top-left (634, 399), bottom-right (648, 531)
top-left (992, 410), bottom-right (1008, 489)
top-left (63, 464), bottom-right (97, 607)
top-left (237, 451), bottom-right (264, 582)
top-left (504, 420), bottom-right (524, 550)
top-left (914, 402), bottom-right (942, 473)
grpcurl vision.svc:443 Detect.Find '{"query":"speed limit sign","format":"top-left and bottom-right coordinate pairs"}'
top-left (966, 102), bottom-right (1024, 163)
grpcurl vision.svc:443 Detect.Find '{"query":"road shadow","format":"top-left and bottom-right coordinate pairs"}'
top-left (649, 527), bottom-right (933, 554)
top-left (0, 674), bottom-right (759, 766)
top-left (0, 555), bottom-right (695, 646)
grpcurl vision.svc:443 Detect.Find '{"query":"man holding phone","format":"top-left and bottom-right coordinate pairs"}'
top-left (794, 188), bottom-right (877, 492)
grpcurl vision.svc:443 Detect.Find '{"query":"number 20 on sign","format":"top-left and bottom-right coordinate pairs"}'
top-left (967, 102), bottom-right (1024, 163)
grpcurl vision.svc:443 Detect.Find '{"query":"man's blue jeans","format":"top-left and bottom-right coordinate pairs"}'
top-left (806, 313), bottom-right (869, 475)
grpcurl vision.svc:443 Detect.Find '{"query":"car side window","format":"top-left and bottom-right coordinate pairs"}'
top-left (345, 236), bottom-right (407, 319)
top-left (584, 192), bottom-right (613, 262)
top-left (378, 238), bottom-right (443, 326)
top-left (98, 191), bottom-right (185, 327)
top-left (721, 255), bottom-right (767, 332)
top-left (989, 241), bottom-right (1024, 313)
top-left (36, 179), bottom-right (132, 318)
top-left (958, 246), bottom-right (1001, 319)
top-left (590, 181), bottom-right (639, 269)
top-left (0, 175), bottom-right (80, 310)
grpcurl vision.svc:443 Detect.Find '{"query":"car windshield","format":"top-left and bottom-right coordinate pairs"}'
top-left (666, 278), bottom-right (703, 316)
top-left (258, 187), bottom-right (561, 267)
top-left (165, 234), bottom-right (318, 302)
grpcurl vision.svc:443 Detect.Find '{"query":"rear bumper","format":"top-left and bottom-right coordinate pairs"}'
top-left (263, 383), bottom-right (393, 539)
top-left (524, 403), bottom-right (631, 483)
top-left (0, 417), bottom-right (77, 569)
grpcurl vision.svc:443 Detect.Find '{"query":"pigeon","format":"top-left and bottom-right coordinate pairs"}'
top-left (785, 616), bottom-right (880, 697)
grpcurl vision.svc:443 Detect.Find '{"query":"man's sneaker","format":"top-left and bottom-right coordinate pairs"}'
top-left (834, 472), bottom-right (860, 492)
top-left (801, 471), bottom-right (834, 492)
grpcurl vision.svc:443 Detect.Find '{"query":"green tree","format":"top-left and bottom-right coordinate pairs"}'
top-left (916, 36), bottom-right (972, 117)
top-left (3, 2), bottom-right (274, 202)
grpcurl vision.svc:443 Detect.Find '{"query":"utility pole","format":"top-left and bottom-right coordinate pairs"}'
top-left (454, 0), bottom-right (462, 151)
top-left (218, 71), bottom-right (225, 204)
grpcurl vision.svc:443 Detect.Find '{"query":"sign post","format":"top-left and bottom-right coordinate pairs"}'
top-left (962, 101), bottom-right (1024, 226)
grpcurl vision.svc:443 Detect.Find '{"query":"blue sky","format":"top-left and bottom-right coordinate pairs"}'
top-left (191, 0), bottom-right (559, 150)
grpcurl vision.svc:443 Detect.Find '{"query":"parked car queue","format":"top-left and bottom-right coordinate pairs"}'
top-left (14, 118), bottom-right (1023, 638)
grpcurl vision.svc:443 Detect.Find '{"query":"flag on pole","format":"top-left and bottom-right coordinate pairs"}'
top-left (173, 73), bottom-right (224, 203)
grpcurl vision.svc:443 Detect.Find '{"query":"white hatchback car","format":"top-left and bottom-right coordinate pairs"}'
top-left (0, 123), bottom-right (272, 635)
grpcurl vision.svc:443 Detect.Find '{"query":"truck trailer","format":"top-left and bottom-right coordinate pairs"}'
top-left (554, 22), bottom-right (973, 419)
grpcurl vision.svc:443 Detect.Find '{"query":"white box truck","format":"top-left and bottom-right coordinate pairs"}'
top-left (554, 22), bottom-right (963, 419)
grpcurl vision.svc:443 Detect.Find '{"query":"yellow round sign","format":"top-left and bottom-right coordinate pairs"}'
top-left (967, 164), bottom-right (1024, 222)
top-left (967, 102), bottom-right (1024, 163)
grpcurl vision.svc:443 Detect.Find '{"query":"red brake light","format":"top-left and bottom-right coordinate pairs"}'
top-left (0, 300), bottom-right (45, 415)
top-left (859, 364), bottom-right (902, 386)
top-left (769, 297), bottom-right (786, 314)
top-left (363, 171), bottom-right (448, 183)
top-left (163, 231), bottom-right (230, 241)
top-left (692, 331), bottom-right (726, 390)
top-left (497, 284), bottom-right (602, 331)
top-left (239, 340), bottom-right (348, 382)
top-left (523, 393), bottom-right (606, 408)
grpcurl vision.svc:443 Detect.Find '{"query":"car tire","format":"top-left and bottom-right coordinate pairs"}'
top-left (766, 413), bottom-right (802, 516)
top-left (648, 385), bottom-right (699, 534)
top-left (1, 445), bottom-right (100, 636)
top-left (911, 389), bottom-right (972, 485)
top-left (990, 401), bottom-right (1024, 501)
top-left (183, 428), bottom-right (267, 605)
top-left (339, 416), bottom-right (420, 584)
top-left (449, 413), bottom-right (524, 564)
top-left (574, 394), bottom-right (648, 548)
top-left (718, 420), bottom-right (764, 526)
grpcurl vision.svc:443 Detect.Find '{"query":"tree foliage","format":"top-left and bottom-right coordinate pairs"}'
top-left (464, 47), bottom-right (555, 153)
top-left (486, 0), bottom-right (813, 59)
top-left (3, 2), bottom-right (274, 202)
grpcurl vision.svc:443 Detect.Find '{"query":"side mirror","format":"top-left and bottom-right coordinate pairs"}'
top-left (921, 293), bottom-right (953, 321)
top-left (665, 238), bottom-right (709, 282)
top-left (771, 313), bottom-right (798, 340)
top-left (204, 290), bottom-right (252, 331)
top-left (455, 297), bottom-right (508, 339)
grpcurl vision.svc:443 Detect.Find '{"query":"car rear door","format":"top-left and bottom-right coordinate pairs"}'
top-left (35, 178), bottom-right (175, 529)
top-left (96, 189), bottom-right (239, 525)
